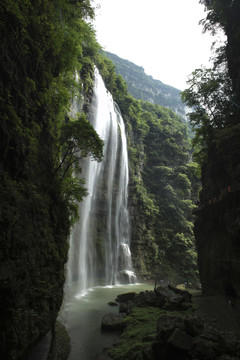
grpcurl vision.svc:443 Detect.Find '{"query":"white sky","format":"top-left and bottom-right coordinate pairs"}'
top-left (93, 0), bottom-right (219, 90)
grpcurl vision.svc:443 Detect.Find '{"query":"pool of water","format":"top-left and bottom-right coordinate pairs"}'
top-left (58, 283), bottom-right (154, 360)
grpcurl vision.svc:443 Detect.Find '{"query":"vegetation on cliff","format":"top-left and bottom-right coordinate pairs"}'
top-left (181, 0), bottom-right (240, 300)
top-left (98, 56), bottom-right (200, 283)
top-left (0, 1), bottom-right (102, 358)
top-left (182, 0), bottom-right (240, 201)
top-left (103, 51), bottom-right (186, 118)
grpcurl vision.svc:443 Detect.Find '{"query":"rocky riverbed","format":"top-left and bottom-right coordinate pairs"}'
top-left (101, 285), bottom-right (240, 360)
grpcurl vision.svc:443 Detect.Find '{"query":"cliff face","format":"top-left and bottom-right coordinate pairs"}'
top-left (194, 126), bottom-right (240, 308)
top-left (0, 1), bottom-right (98, 358)
top-left (126, 103), bottom-right (199, 283)
top-left (195, 192), bottom-right (240, 306)
top-left (104, 51), bottom-right (186, 118)
top-left (0, 177), bottom-right (70, 360)
top-left (192, 1), bottom-right (240, 308)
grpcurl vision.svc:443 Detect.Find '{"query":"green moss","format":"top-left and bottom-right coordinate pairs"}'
top-left (109, 305), bottom-right (196, 360)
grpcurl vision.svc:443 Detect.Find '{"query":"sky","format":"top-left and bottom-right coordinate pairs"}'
top-left (92, 0), bottom-right (220, 90)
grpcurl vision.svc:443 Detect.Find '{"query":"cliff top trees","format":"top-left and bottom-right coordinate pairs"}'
top-left (182, 0), bottom-right (240, 200)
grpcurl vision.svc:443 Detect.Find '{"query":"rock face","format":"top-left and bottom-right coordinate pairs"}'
top-left (192, 0), bottom-right (240, 316)
top-left (104, 51), bottom-right (186, 117)
top-left (194, 191), bottom-right (240, 311)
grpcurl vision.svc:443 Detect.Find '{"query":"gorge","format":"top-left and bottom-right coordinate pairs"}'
top-left (1, 0), bottom-right (240, 359)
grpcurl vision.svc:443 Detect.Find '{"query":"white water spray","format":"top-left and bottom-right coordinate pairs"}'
top-left (66, 69), bottom-right (136, 296)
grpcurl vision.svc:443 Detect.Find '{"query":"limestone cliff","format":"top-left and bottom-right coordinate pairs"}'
top-left (191, 0), bottom-right (240, 311)
top-left (195, 192), bottom-right (240, 306)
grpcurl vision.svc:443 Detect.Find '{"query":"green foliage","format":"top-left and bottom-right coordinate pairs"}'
top-left (181, 52), bottom-right (238, 169)
top-left (56, 114), bottom-right (103, 180)
top-left (199, 0), bottom-right (232, 34)
top-left (182, 0), bottom-right (240, 204)
top-left (181, 65), bottom-right (234, 129)
top-left (98, 55), bottom-right (200, 283)
top-left (0, 0), bottom-right (104, 358)
top-left (97, 55), bottom-right (128, 103)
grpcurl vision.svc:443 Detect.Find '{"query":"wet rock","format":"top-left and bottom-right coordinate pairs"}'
top-left (115, 287), bottom-right (189, 310)
top-left (191, 336), bottom-right (218, 360)
top-left (156, 315), bottom-right (185, 341)
top-left (108, 301), bottom-right (118, 306)
top-left (167, 327), bottom-right (193, 356)
top-left (200, 326), bottom-right (227, 355)
top-left (218, 355), bottom-right (240, 360)
top-left (168, 284), bottom-right (192, 303)
top-left (184, 316), bottom-right (204, 336)
top-left (153, 328), bottom-right (193, 360)
top-left (117, 270), bottom-right (137, 284)
top-left (223, 332), bottom-right (240, 358)
top-left (101, 313), bottom-right (126, 331)
top-left (154, 315), bottom-right (233, 360)
top-left (155, 286), bottom-right (187, 310)
top-left (115, 292), bottom-right (136, 303)
top-left (142, 346), bottom-right (155, 360)
top-left (134, 290), bottom-right (165, 308)
top-left (119, 300), bottom-right (133, 314)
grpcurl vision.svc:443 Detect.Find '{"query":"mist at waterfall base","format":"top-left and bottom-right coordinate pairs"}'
top-left (59, 71), bottom-right (146, 359)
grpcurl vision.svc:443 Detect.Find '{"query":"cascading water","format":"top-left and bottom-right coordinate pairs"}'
top-left (66, 69), bottom-right (136, 297)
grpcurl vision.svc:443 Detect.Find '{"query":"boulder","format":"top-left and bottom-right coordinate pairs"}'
top-left (119, 300), bottom-right (133, 315)
top-left (184, 316), bottom-right (204, 336)
top-left (134, 291), bottom-right (165, 308)
top-left (153, 329), bottom-right (193, 360)
top-left (101, 313), bottom-right (126, 331)
top-left (155, 286), bottom-right (186, 310)
top-left (115, 292), bottom-right (136, 303)
top-left (167, 327), bottom-right (193, 350)
top-left (200, 325), bottom-right (227, 355)
top-left (154, 314), bottom-right (235, 360)
top-left (223, 332), bottom-right (240, 358)
top-left (156, 315), bottom-right (185, 341)
top-left (168, 284), bottom-right (192, 303)
top-left (142, 346), bottom-right (155, 360)
top-left (191, 336), bottom-right (218, 360)
top-left (108, 301), bottom-right (118, 306)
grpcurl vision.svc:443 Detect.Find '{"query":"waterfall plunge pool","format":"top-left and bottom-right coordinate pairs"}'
top-left (59, 282), bottom-right (154, 360)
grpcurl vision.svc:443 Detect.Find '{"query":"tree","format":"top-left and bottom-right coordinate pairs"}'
top-left (199, 0), bottom-right (240, 101)
top-left (55, 114), bottom-right (103, 181)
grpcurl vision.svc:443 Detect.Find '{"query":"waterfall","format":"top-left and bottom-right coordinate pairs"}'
top-left (66, 69), bottom-right (136, 297)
